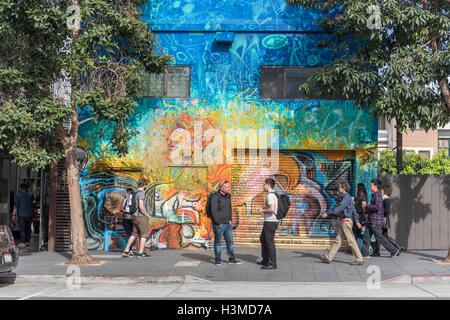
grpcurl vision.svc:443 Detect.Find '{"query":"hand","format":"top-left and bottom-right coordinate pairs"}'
top-left (321, 213), bottom-right (327, 219)
top-left (259, 208), bottom-right (264, 214)
top-left (361, 202), bottom-right (366, 208)
top-left (357, 223), bottom-right (362, 229)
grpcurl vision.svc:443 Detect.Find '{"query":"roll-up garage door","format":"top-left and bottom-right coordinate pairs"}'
top-left (231, 149), bottom-right (355, 249)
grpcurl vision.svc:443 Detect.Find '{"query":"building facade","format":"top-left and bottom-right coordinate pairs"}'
top-left (75, 0), bottom-right (378, 251)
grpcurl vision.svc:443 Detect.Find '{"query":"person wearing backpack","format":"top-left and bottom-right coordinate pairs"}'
top-left (121, 188), bottom-right (134, 242)
top-left (257, 178), bottom-right (282, 270)
top-left (206, 180), bottom-right (243, 265)
top-left (319, 182), bottom-right (364, 265)
top-left (122, 178), bottom-right (151, 258)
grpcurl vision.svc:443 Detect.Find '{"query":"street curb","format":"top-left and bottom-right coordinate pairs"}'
top-left (382, 275), bottom-right (450, 284)
top-left (0, 274), bottom-right (211, 285)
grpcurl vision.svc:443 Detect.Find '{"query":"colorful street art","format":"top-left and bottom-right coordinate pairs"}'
top-left (77, 0), bottom-right (378, 250)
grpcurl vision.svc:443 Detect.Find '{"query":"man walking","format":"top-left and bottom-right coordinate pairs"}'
top-left (122, 178), bottom-right (151, 258)
top-left (12, 183), bottom-right (34, 248)
top-left (362, 179), bottom-right (400, 258)
top-left (207, 180), bottom-right (242, 265)
top-left (258, 178), bottom-right (279, 270)
top-left (319, 182), bottom-right (364, 265)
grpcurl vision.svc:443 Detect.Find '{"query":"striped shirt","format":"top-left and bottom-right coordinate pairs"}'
top-left (366, 191), bottom-right (384, 225)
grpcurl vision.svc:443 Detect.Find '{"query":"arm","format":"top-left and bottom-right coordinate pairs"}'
top-left (139, 199), bottom-right (147, 217)
top-left (366, 193), bottom-right (379, 212)
top-left (329, 194), bottom-right (352, 216)
top-left (383, 198), bottom-right (390, 217)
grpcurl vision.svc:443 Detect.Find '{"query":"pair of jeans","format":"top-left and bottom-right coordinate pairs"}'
top-left (213, 223), bottom-right (235, 262)
top-left (372, 227), bottom-right (400, 254)
top-left (260, 221), bottom-right (279, 267)
top-left (362, 224), bottom-right (398, 256)
top-left (18, 216), bottom-right (32, 244)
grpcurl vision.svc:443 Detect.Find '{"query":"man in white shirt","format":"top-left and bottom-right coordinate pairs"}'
top-left (258, 178), bottom-right (279, 270)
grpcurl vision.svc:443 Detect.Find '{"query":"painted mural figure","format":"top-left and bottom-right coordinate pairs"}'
top-left (122, 178), bottom-right (151, 258)
top-left (257, 178), bottom-right (279, 270)
top-left (361, 180), bottom-right (400, 258)
top-left (206, 180), bottom-right (243, 265)
top-left (319, 182), bottom-right (364, 265)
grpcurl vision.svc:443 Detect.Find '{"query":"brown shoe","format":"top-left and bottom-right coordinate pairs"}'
top-left (350, 260), bottom-right (364, 265)
top-left (320, 254), bottom-right (331, 263)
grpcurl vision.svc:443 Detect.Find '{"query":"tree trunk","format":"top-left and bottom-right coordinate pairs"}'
top-left (444, 247), bottom-right (450, 263)
top-left (396, 121), bottom-right (403, 174)
top-left (58, 114), bottom-right (98, 265)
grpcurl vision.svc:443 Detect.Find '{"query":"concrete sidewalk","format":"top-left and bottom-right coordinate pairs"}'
top-left (2, 246), bottom-right (450, 285)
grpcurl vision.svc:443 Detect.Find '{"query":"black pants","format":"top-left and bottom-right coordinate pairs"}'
top-left (362, 224), bottom-right (397, 256)
top-left (372, 227), bottom-right (399, 254)
top-left (19, 216), bottom-right (32, 244)
top-left (260, 222), bottom-right (278, 267)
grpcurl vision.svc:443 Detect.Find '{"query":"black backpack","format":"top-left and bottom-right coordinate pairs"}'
top-left (270, 192), bottom-right (291, 220)
top-left (123, 190), bottom-right (138, 214)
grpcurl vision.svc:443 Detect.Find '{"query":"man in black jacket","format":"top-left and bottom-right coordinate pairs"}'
top-left (207, 181), bottom-right (242, 265)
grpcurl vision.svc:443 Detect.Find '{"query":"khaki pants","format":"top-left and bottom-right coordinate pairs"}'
top-left (327, 219), bottom-right (363, 262)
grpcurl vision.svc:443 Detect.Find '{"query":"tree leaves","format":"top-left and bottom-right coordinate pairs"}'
top-left (0, 0), bottom-right (172, 168)
top-left (286, 0), bottom-right (450, 133)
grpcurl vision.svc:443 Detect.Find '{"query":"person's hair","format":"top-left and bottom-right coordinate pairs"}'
top-left (19, 183), bottom-right (28, 191)
top-left (339, 182), bottom-right (350, 193)
top-left (371, 179), bottom-right (382, 191)
top-left (126, 188), bottom-right (134, 193)
top-left (264, 178), bottom-right (275, 189)
top-left (356, 183), bottom-right (368, 202)
top-left (219, 180), bottom-right (229, 188)
top-left (382, 184), bottom-right (392, 197)
top-left (137, 178), bottom-right (149, 188)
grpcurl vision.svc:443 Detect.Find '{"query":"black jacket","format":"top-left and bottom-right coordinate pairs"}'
top-left (208, 191), bottom-right (232, 225)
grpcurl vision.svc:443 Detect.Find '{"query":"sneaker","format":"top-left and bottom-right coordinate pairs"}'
top-left (136, 252), bottom-right (150, 258)
top-left (319, 254), bottom-right (331, 264)
top-left (215, 260), bottom-right (222, 266)
top-left (122, 251), bottom-right (133, 257)
top-left (362, 255), bottom-right (371, 258)
top-left (17, 243), bottom-right (26, 249)
top-left (228, 260), bottom-right (243, 265)
top-left (390, 249), bottom-right (400, 258)
top-left (370, 252), bottom-right (380, 257)
top-left (350, 260), bottom-right (364, 265)
top-left (261, 265), bottom-right (277, 270)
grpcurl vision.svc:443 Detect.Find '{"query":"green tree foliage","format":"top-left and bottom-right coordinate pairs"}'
top-left (285, 0), bottom-right (450, 132)
top-left (379, 149), bottom-right (450, 174)
top-left (0, 0), bottom-right (172, 168)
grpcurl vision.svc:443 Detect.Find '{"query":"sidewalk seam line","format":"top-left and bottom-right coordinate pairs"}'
top-left (413, 284), bottom-right (439, 298)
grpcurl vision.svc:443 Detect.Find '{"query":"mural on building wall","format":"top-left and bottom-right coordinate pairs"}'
top-left (77, 1), bottom-right (378, 250)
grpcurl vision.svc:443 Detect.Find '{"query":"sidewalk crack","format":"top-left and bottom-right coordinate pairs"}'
top-left (413, 284), bottom-right (439, 298)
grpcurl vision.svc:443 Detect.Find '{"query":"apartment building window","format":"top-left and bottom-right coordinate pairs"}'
top-left (142, 65), bottom-right (190, 98)
top-left (438, 138), bottom-right (450, 156)
top-left (260, 66), bottom-right (352, 100)
top-left (378, 114), bottom-right (387, 131)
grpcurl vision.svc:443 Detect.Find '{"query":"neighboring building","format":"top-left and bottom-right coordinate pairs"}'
top-left (378, 117), bottom-right (445, 159)
top-left (71, 0), bottom-right (377, 251)
top-left (438, 123), bottom-right (450, 157)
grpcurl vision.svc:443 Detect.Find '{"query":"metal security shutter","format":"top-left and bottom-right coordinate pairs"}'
top-left (231, 150), bottom-right (355, 249)
top-left (54, 158), bottom-right (71, 251)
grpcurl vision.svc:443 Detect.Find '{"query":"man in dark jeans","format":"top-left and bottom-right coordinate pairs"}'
top-left (257, 178), bottom-right (279, 270)
top-left (12, 184), bottom-right (34, 248)
top-left (362, 179), bottom-right (400, 258)
top-left (208, 181), bottom-right (242, 265)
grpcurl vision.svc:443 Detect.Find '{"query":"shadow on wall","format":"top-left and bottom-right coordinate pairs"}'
top-left (381, 175), bottom-right (431, 250)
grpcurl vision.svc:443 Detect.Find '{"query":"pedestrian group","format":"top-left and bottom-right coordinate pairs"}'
top-left (119, 177), bottom-right (403, 269)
